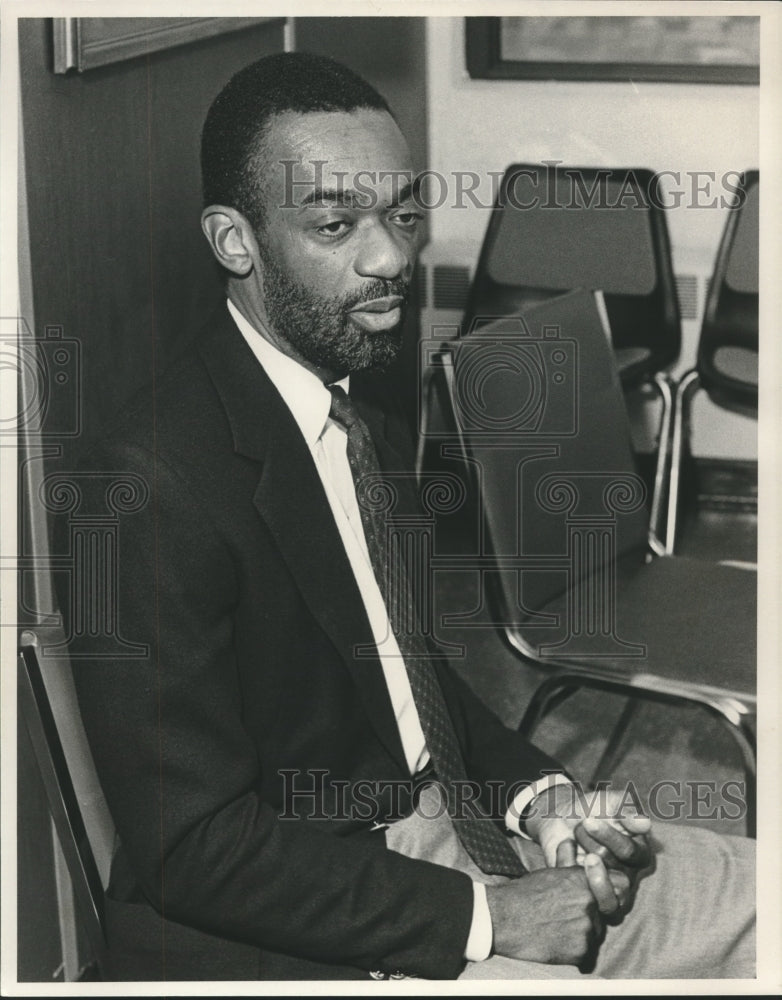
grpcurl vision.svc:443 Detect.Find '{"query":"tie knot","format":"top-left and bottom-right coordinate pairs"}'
top-left (328, 384), bottom-right (358, 432)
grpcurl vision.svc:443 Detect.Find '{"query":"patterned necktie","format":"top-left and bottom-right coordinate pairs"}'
top-left (328, 385), bottom-right (524, 878)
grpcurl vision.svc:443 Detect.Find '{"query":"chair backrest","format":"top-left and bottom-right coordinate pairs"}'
top-left (462, 164), bottom-right (681, 386)
top-left (444, 289), bottom-right (650, 625)
top-left (18, 644), bottom-right (108, 977)
top-left (698, 170), bottom-right (759, 415)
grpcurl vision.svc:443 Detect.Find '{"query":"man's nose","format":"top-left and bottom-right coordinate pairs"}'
top-left (353, 222), bottom-right (410, 281)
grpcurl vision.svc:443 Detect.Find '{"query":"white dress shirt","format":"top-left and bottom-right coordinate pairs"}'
top-left (228, 299), bottom-right (570, 963)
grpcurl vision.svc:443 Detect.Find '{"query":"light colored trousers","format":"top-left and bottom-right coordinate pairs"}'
top-left (385, 784), bottom-right (755, 980)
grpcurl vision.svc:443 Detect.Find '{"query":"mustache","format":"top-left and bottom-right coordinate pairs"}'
top-left (343, 278), bottom-right (410, 311)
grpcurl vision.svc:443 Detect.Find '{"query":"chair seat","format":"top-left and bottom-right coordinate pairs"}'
top-left (614, 345), bottom-right (652, 371)
top-left (515, 555), bottom-right (756, 698)
top-left (712, 345), bottom-right (758, 387)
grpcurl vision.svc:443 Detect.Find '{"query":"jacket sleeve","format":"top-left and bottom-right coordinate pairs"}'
top-left (63, 438), bottom-right (474, 980)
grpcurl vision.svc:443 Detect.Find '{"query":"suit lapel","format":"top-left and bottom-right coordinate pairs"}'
top-left (198, 306), bottom-right (409, 773)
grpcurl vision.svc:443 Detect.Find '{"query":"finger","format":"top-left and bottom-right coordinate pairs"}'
top-left (594, 791), bottom-right (651, 835)
top-left (574, 824), bottom-right (612, 861)
top-left (575, 823), bottom-right (650, 872)
top-left (580, 817), bottom-right (651, 868)
top-left (617, 813), bottom-right (652, 835)
top-left (607, 869), bottom-right (632, 910)
top-left (539, 817), bottom-right (576, 867)
top-left (555, 838), bottom-right (577, 867)
top-left (583, 854), bottom-right (620, 915)
top-left (589, 905), bottom-right (604, 945)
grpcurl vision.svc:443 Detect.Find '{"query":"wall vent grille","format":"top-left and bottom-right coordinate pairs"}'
top-left (432, 264), bottom-right (471, 311)
top-left (675, 273), bottom-right (699, 321)
top-left (426, 264), bottom-right (703, 323)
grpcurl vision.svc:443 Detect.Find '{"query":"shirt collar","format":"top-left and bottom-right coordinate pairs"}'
top-left (227, 298), bottom-right (349, 448)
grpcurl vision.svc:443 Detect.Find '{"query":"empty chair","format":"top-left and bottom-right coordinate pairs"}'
top-left (419, 164), bottom-right (681, 548)
top-left (462, 163), bottom-right (681, 386)
top-left (437, 289), bottom-right (756, 833)
top-left (666, 170), bottom-right (759, 553)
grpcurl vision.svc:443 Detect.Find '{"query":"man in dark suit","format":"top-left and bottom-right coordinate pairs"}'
top-left (68, 52), bottom-right (754, 981)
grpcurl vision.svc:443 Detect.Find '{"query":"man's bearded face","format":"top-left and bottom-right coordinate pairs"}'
top-left (247, 108), bottom-right (421, 379)
top-left (258, 242), bottom-right (409, 378)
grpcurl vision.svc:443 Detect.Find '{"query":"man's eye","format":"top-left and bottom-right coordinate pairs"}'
top-left (392, 211), bottom-right (424, 228)
top-left (316, 220), bottom-right (352, 238)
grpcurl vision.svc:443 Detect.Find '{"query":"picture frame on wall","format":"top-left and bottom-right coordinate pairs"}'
top-left (52, 16), bottom-right (284, 74)
top-left (466, 15), bottom-right (760, 85)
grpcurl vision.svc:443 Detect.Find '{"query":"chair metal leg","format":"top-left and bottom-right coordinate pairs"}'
top-left (666, 369), bottom-right (700, 554)
top-left (648, 373), bottom-right (675, 556)
top-left (715, 711), bottom-right (756, 838)
top-left (743, 769), bottom-right (756, 839)
top-left (518, 678), bottom-right (580, 738)
top-left (518, 671), bottom-right (756, 837)
top-left (589, 697), bottom-right (641, 788)
top-left (683, 690), bottom-right (756, 837)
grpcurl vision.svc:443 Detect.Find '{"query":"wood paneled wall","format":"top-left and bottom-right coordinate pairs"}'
top-left (20, 18), bottom-right (287, 464)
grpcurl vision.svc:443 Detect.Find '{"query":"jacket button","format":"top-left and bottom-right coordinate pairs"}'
top-left (369, 970), bottom-right (387, 980)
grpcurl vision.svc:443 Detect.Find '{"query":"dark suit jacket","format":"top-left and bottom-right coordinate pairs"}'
top-left (66, 304), bottom-right (563, 981)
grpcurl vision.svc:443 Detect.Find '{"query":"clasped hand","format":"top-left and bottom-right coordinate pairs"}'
top-left (486, 785), bottom-right (652, 966)
top-left (527, 783), bottom-right (652, 913)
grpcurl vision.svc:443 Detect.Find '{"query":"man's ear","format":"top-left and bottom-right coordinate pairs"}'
top-left (201, 206), bottom-right (258, 276)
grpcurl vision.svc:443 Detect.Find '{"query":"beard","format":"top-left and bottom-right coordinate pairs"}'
top-left (258, 245), bottom-right (409, 378)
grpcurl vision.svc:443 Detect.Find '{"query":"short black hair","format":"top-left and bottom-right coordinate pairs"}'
top-left (201, 52), bottom-right (392, 230)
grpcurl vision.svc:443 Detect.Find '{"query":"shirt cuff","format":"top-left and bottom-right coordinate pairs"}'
top-left (505, 773), bottom-right (574, 838)
top-left (464, 881), bottom-right (492, 962)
